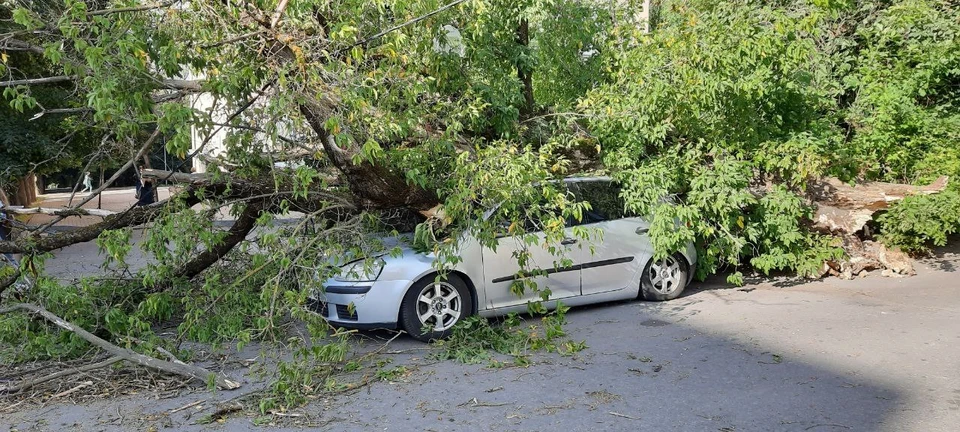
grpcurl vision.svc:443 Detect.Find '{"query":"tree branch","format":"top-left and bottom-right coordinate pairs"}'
top-left (0, 74), bottom-right (201, 92)
top-left (208, 121), bottom-right (299, 145)
top-left (174, 202), bottom-right (262, 280)
top-left (39, 130), bottom-right (160, 235)
top-left (160, 79), bottom-right (203, 92)
top-left (344, 0), bottom-right (469, 51)
top-left (0, 268), bottom-right (22, 300)
top-left (270, 0), bottom-right (291, 29)
top-left (0, 356), bottom-right (123, 394)
top-left (0, 38), bottom-right (46, 56)
top-left (0, 303), bottom-right (240, 390)
top-left (0, 76), bottom-right (75, 87)
top-left (201, 30), bottom-right (266, 49)
top-left (0, 169), bottom-right (353, 255)
top-left (0, 202), bottom-right (168, 254)
top-left (2, 206), bottom-right (115, 217)
top-left (87, 1), bottom-right (177, 17)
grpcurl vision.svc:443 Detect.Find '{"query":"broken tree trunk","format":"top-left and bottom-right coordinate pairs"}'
top-left (809, 176), bottom-right (949, 234)
top-left (0, 303), bottom-right (241, 390)
top-left (808, 175), bottom-right (950, 279)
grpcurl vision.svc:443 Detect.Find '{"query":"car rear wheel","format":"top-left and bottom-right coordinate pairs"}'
top-left (400, 273), bottom-right (473, 342)
top-left (640, 253), bottom-right (689, 301)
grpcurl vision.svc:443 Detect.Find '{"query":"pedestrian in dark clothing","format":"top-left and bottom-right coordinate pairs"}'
top-left (136, 179), bottom-right (155, 206)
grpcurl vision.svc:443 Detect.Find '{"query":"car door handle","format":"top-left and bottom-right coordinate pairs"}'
top-left (635, 227), bottom-right (649, 235)
top-left (560, 238), bottom-right (578, 245)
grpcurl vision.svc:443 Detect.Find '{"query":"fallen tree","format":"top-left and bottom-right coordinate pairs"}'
top-left (0, 0), bottom-right (958, 414)
top-left (2, 207), bottom-right (116, 218)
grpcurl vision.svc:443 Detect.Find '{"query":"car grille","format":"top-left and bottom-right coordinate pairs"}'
top-left (335, 304), bottom-right (358, 321)
top-left (306, 298), bottom-right (328, 317)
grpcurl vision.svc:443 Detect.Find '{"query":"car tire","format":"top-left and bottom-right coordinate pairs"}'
top-left (399, 273), bottom-right (473, 342)
top-left (640, 253), bottom-right (690, 301)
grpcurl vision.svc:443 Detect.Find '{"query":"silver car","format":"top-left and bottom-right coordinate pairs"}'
top-left (308, 177), bottom-right (696, 341)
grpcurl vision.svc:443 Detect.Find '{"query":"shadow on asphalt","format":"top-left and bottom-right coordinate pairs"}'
top-left (926, 239), bottom-right (959, 273)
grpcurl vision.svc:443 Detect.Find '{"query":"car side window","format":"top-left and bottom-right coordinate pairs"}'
top-left (490, 186), bottom-right (575, 235)
top-left (569, 180), bottom-right (627, 225)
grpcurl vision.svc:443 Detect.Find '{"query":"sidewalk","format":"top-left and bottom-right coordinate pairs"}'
top-left (27, 187), bottom-right (174, 228)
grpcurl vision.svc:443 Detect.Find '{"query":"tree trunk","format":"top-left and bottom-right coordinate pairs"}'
top-left (809, 175), bottom-right (949, 234)
top-left (807, 175), bottom-right (950, 279)
top-left (297, 102), bottom-right (440, 210)
top-left (516, 17), bottom-right (535, 119)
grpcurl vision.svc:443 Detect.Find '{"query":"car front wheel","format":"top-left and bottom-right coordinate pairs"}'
top-left (640, 253), bottom-right (690, 301)
top-left (400, 273), bottom-right (472, 342)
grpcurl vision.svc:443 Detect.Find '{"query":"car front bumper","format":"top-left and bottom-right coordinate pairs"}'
top-left (306, 279), bottom-right (413, 330)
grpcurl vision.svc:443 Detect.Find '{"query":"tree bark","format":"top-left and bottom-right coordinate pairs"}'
top-left (0, 303), bottom-right (241, 390)
top-left (809, 176), bottom-right (949, 234)
top-left (0, 76), bottom-right (75, 87)
top-left (516, 17), bottom-right (535, 119)
top-left (0, 203), bottom-right (172, 254)
top-left (806, 175), bottom-right (950, 279)
top-left (2, 206), bottom-right (116, 217)
top-left (298, 102), bottom-right (440, 210)
top-left (0, 268), bottom-right (21, 299)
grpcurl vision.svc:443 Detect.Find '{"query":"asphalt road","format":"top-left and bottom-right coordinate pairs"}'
top-left (2, 241), bottom-right (958, 431)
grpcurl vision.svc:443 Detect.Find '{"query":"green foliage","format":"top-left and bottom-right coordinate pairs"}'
top-left (530, 0), bottom-right (611, 109)
top-left (841, 0), bottom-right (960, 183)
top-left (263, 333), bottom-right (350, 412)
top-left (3, 0), bottom-right (959, 414)
top-left (375, 365), bottom-right (409, 381)
top-left (433, 303), bottom-right (586, 366)
top-left (0, 276), bottom-right (153, 361)
top-left (878, 188), bottom-right (960, 253)
top-left (581, 0), bottom-right (958, 280)
top-left (748, 187), bottom-right (845, 277)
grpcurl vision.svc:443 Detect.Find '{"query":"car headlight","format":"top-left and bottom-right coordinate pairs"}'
top-left (334, 258), bottom-right (385, 282)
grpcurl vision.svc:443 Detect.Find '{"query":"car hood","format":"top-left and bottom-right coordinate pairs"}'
top-left (331, 234), bottom-right (423, 266)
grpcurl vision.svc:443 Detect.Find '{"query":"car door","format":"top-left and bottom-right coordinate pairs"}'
top-left (481, 211), bottom-right (582, 310)
top-left (570, 180), bottom-right (650, 295)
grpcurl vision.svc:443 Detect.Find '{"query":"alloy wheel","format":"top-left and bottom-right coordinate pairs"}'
top-left (647, 256), bottom-right (683, 295)
top-left (416, 281), bottom-right (463, 331)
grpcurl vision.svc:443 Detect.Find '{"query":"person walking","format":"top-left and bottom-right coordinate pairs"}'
top-left (136, 178), bottom-right (156, 206)
top-left (81, 171), bottom-right (93, 194)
